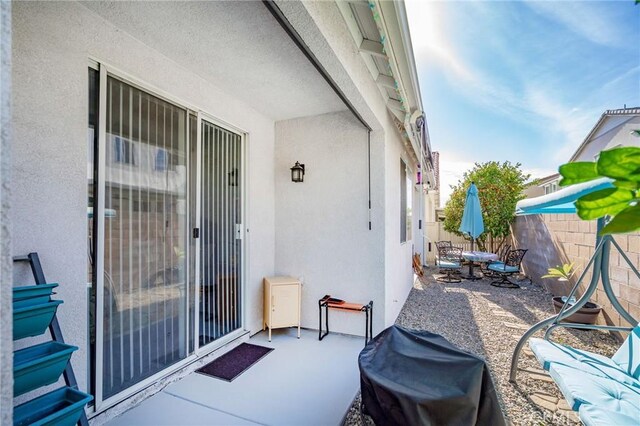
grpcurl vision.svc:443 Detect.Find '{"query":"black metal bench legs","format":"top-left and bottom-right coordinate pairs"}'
top-left (318, 296), bottom-right (373, 345)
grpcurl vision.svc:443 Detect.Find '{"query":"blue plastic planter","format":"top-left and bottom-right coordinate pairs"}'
top-left (13, 386), bottom-right (93, 426)
top-left (13, 300), bottom-right (63, 340)
top-left (13, 283), bottom-right (58, 301)
top-left (13, 284), bottom-right (58, 309)
top-left (13, 341), bottom-right (78, 397)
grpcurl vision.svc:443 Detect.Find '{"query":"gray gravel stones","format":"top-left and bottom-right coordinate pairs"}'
top-left (343, 270), bottom-right (620, 425)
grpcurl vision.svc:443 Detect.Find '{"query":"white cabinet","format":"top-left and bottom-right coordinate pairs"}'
top-left (263, 276), bottom-right (301, 341)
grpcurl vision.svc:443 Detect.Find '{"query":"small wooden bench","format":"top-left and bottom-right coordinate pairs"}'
top-left (318, 295), bottom-right (373, 344)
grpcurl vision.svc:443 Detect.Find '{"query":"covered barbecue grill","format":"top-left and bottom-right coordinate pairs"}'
top-left (358, 325), bottom-right (505, 425)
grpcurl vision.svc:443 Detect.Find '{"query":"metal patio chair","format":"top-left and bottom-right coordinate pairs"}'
top-left (480, 244), bottom-right (511, 277)
top-left (435, 241), bottom-right (462, 274)
top-left (488, 249), bottom-right (527, 288)
top-left (436, 247), bottom-right (463, 283)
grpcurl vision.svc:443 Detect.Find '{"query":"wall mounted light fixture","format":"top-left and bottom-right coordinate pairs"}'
top-left (290, 161), bottom-right (305, 183)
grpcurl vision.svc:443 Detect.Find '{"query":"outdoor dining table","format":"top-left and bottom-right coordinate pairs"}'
top-left (461, 250), bottom-right (499, 280)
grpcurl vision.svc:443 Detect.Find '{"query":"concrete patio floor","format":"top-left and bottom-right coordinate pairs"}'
top-left (107, 328), bottom-right (364, 425)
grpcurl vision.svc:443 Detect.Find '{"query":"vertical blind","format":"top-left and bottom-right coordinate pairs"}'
top-left (199, 120), bottom-right (242, 346)
top-left (102, 77), bottom-right (188, 399)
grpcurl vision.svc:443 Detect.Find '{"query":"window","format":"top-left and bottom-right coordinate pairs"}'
top-left (544, 181), bottom-right (559, 195)
top-left (400, 159), bottom-right (412, 243)
top-left (154, 148), bottom-right (168, 171)
top-left (113, 136), bottom-right (137, 165)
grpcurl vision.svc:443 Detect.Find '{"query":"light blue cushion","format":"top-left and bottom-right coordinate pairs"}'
top-left (487, 264), bottom-right (519, 273)
top-left (612, 325), bottom-right (640, 380)
top-left (436, 260), bottom-right (460, 269)
top-left (579, 404), bottom-right (640, 426)
top-left (549, 363), bottom-right (640, 412)
top-left (529, 338), bottom-right (640, 388)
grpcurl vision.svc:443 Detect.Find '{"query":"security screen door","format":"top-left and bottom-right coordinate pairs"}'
top-left (99, 76), bottom-right (189, 401)
top-left (198, 119), bottom-right (243, 347)
top-left (95, 72), bottom-right (243, 407)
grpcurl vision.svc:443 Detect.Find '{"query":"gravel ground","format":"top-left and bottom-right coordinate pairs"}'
top-left (343, 269), bottom-right (620, 426)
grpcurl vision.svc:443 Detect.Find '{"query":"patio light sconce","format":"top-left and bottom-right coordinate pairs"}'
top-left (290, 161), bottom-right (305, 183)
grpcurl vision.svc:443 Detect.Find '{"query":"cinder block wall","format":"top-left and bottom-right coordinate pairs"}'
top-left (512, 214), bottom-right (640, 327)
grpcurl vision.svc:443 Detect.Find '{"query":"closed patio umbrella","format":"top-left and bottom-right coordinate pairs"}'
top-left (459, 182), bottom-right (484, 279)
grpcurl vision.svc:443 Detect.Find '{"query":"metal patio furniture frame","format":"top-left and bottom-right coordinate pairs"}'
top-left (510, 216), bottom-right (638, 384)
top-left (318, 296), bottom-right (373, 345)
top-left (488, 249), bottom-right (527, 288)
top-left (480, 244), bottom-right (510, 278)
top-left (435, 246), bottom-right (463, 283)
top-left (435, 241), bottom-right (462, 275)
top-left (509, 175), bottom-right (640, 423)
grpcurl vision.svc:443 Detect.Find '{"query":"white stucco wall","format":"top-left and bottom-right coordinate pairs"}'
top-left (384, 116), bottom-right (416, 326)
top-left (274, 111), bottom-right (386, 336)
top-left (276, 0), bottom-right (421, 329)
top-left (1, 0), bottom-right (13, 420)
top-left (12, 1), bottom-right (276, 394)
top-left (10, 0), bottom-right (425, 417)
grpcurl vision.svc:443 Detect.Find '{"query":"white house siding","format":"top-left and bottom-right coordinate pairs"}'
top-left (1, 1), bottom-right (13, 422)
top-left (573, 115), bottom-right (640, 162)
top-left (278, 1), bottom-right (421, 328)
top-left (274, 111), bottom-right (386, 336)
top-left (12, 1), bottom-right (276, 394)
top-left (384, 116), bottom-right (417, 326)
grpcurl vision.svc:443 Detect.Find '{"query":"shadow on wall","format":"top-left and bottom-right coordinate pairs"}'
top-left (511, 215), bottom-right (575, 296)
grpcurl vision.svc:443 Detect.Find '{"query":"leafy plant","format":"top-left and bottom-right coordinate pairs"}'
top-left (542, 263), bottom-right (575, 281)
top-left (559, 144), bottom-right (640, 235)
top-left (443, 161), bottom-right (530, 252)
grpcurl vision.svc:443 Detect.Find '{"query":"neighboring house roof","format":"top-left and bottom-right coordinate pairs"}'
top-left (336, 0), bottom-right (435, 187)
top-left (533, 173), bottom-right (561, 186)
top-left (569, 107), bottom-right (640, 163)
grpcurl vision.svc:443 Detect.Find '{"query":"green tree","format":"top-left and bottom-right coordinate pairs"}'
top-left (443, 161), bottom-right (530, 252)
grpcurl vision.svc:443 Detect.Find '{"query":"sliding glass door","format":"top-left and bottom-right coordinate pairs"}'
top-left (91, 69), bottom-right (245, 409)
top-left (198, 119), bottom-right (243, 347)
top-left (100, 76), bottom-right (189, 400)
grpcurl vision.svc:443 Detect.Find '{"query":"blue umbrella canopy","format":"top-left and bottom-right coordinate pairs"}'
top-left (459, 182), bottom-right (484, 240)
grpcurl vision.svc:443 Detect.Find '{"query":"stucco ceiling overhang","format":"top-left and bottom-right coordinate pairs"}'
top-left (82, 1), bottom-right (347, 121)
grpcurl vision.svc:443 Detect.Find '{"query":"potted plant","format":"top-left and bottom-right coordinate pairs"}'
top-left (542, 263), bottom-right (602, 324)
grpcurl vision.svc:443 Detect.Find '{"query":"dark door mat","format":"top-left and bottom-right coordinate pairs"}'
top-left (196, 343), bottom-right (274, 382)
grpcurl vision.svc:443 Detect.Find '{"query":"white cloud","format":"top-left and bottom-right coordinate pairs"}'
top-left (438, 157), bottom-right (475, 205)
top-left (405, 0), bottom-right (477, 83)
top-left (522, 87), bottom-right (600, 163)
top-left (407, 0), bottom-right (633, 204)
top-left (524, 0), bottom-right (624, 47)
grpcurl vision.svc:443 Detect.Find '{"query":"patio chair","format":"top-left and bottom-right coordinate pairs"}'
top-left (434, 241), bottom-right (452, 263)
top-left (435, 241), bottom-right (462, 275)
top-left (435, 247), bottom-right (463, 283)
top-left (480, 244), bottom-right (510, 277)
top-left (488, 249), bottom-right (527, 288)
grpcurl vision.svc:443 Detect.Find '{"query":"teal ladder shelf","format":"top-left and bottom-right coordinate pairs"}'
top-left (13, 252), bottom-right (92, 426)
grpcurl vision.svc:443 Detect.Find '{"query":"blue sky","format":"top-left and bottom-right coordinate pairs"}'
top-left (405, 0), bottom-right (640, 202)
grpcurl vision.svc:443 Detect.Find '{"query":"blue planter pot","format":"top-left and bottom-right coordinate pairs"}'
top-left (13, 341), bottom-right (78, 397)
top-left (13, 284), bottom-right (58, 309)
top-left (13, 300), bottom-right (63, 341)
top-left (13, 387), bottom-right (93, 426)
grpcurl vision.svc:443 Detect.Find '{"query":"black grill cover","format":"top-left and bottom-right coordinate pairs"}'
top-left (359, 326), bottom-right (506, 426)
